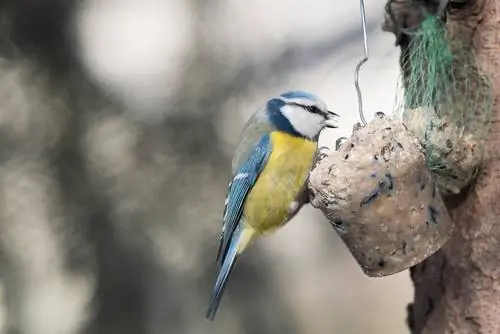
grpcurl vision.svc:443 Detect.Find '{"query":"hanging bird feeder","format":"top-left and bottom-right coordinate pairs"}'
top-left (310, 113), bottom-right (453, 277)
top-left (308, 0), bottom-right (460, 277)
top-left (386, 0), bottom-right (493, 194)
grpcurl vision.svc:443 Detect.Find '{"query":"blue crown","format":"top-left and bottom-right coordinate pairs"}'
top-left (280, 90), bottom-right (320, 102)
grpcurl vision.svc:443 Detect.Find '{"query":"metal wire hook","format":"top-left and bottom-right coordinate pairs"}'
top-left (354, 0), bottom-right (369, 126)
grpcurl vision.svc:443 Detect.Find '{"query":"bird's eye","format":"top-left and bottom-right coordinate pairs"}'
top-left (306, 105), bottom-right (322, 115)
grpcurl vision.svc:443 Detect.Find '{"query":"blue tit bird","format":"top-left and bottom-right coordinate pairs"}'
top-left (206, 90), bottom-right (339, 321)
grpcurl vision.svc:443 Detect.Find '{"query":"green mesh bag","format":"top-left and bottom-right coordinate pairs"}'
top-left (394, 15), bottom-right (493, 194)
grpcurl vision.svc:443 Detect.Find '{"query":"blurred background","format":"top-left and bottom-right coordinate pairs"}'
top-left (0, 0), bottom-right (411, 333)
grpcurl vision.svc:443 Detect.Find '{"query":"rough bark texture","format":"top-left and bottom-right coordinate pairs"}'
top-left (393, 0), bottom-right (500, 333)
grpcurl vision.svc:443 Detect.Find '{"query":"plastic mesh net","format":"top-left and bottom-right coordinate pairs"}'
top-left (394, 15), bottom-right (493, 194)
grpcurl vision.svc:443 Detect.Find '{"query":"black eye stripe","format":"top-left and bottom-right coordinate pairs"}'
top-left (287, 102), bottom-right (324, 115)
top-left (306, 106), bottom-right (321, 114)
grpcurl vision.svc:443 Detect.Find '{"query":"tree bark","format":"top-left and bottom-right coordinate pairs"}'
top-left (398, 1), bottom-right (500, 333)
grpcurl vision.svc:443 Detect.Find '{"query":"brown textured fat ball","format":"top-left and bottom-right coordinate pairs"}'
top-left (309, 114), bottom-right (454, 277)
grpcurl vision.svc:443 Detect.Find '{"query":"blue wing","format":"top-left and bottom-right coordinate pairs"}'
top-left (215, 134), bottom-right (272, 264)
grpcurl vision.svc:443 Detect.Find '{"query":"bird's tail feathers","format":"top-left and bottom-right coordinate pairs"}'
top-left (215, 181), bottom-right (233, 264)
top-left (215, 233), bottom-right (224, 265)
top-left (206, 224), bottom-right (256, 321)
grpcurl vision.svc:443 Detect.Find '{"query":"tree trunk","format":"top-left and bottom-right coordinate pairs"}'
top-left (403, 0), bottom-right (500, 333)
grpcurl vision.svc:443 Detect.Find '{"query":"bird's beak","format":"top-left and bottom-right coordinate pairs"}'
top-left (322, 111), bottom-right (340, 128)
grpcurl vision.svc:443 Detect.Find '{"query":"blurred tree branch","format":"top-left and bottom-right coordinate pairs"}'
top-left (0, 1), bottom-right (388, 333)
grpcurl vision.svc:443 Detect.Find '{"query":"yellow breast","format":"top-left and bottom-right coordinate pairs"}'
top-left (243, 131), bottom-right (317, 234)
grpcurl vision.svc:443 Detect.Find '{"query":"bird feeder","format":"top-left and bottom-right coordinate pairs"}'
top-left (309, 113), bottom-right (453, 277)
top-left (402, 106), bottom-right (483, 194)
top-left (386, 9), bottom-right (493, 194)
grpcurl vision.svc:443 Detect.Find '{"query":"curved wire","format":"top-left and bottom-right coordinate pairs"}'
top-left (354, 0), bottom-right (369, 126)
top-left (355, 0), bottom-right (448, 127)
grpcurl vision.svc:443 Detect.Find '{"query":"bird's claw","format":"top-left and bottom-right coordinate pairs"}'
top-left (335, 137), bottom-right (348, 150)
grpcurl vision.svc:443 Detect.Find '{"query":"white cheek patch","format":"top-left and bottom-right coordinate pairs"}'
top-left (280, 105), bottom-right (323, 138)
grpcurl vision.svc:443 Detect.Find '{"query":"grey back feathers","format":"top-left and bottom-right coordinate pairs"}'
top-left (232, 110), bottom-right (272, 172)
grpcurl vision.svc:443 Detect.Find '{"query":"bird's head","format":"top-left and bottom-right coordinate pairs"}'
top-left (266, 90), bottom-right (339, 140)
